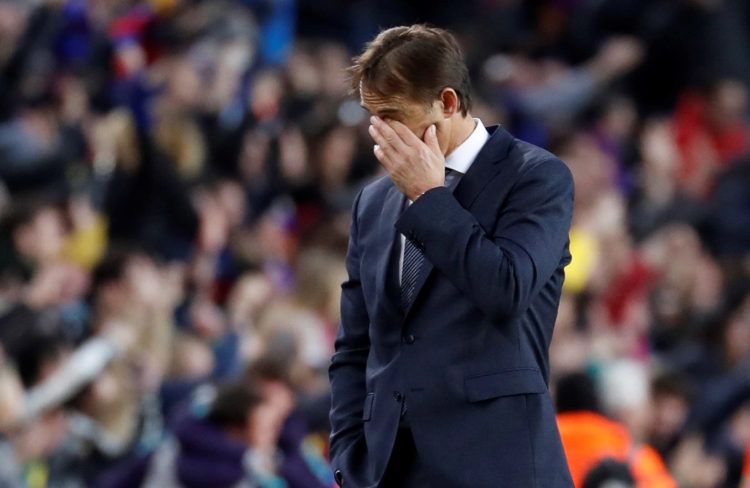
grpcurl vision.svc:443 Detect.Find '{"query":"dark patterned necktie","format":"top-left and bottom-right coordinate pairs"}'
top-left (400, 167), bottom-right (459, 310)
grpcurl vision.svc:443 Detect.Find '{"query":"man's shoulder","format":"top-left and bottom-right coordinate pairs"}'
top-left (505, 138), bottom-right (572, 192)
top-left (510, 138), bottom-right (566, 175)
top-left (484, 126), bottom-right (570, 185)
top-left (347, 174), bottom-right (394, 223)
top-left (358, 173), bottom-right (393, 204)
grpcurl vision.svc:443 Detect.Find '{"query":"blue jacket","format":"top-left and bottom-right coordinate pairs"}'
top-left (329, 125), bottom-right (575, 487)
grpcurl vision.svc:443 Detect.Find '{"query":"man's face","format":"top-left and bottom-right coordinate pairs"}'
top-left (360, 89), bottom-right (447, 154)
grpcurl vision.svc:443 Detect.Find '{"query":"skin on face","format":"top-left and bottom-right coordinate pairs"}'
top-left (360, 89), bottom-right (450, 155)
top-left (359, 84), bottom-right (475, 199)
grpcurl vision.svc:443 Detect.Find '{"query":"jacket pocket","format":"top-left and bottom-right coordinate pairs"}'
top-left (362, 392), bottom-right (375, 421)
top-left (464, 368), bottom-right (547, 402)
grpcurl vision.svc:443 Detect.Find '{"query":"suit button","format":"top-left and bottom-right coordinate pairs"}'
top-left (334, 469), bottom-right (343, 486)
top-left (403, 334), bottom-right (415, 344)
top-left (393, 391), bottom-right (403, 402)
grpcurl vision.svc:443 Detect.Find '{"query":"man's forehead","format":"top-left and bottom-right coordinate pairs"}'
top-left (360, 89), bottom-right (400, 109)
top-left (360, 89), bottom-right (424, 118)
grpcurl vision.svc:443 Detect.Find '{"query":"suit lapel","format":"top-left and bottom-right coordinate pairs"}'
top-left (452, 125), bottom-right (514, 209)
top-left (402, 125), bottom-right (515, 320)
top-left (376, 183), bottom-right (406, 321)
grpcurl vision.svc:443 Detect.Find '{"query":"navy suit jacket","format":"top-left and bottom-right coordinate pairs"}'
top-left (328, 125), bottom-right (575, 487)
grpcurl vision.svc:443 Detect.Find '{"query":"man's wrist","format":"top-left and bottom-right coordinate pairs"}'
top-left (411, 185), bottom-right (441, 201)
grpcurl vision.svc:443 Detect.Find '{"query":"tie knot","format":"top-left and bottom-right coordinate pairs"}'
top-left (444, 167), bottom-right (459, 189)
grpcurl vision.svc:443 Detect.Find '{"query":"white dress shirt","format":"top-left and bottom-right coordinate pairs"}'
top-left (398, 119), bottom-right (490, 284)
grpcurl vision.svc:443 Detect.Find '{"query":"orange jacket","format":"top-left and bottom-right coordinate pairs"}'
top-left (557, 411), bottom-right (676, 488)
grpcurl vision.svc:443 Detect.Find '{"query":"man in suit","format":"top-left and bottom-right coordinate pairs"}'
top-left (328, 24), bottom-right (575, 487)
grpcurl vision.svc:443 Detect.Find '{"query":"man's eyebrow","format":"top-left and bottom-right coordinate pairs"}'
top-left (373, 108), bottom-right (403, 118)
top-left (378, 108), bottom-right (401, 116)
top-left (360, 103), bottom-right (401, 117)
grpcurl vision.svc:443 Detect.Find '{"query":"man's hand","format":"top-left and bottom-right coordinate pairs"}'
top-left (369, 116), bottom-right (445, 200)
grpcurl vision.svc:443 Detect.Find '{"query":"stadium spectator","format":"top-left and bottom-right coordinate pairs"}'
top-left (556, 371), bottom-right (676, 488)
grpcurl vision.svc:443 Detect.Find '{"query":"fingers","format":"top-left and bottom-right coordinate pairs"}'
top-left (369, 116), bottom-right (408, 156)
top-left (368, 117), bottom-right (442, 178)
top-left (372, 143), bottom-right (391, 169)
top-left (423, 124), bottom-right (441, 155)
top-left (369, 127), bottom-right (393, 169)
top-left (386, 119), bottom-right (421, 147)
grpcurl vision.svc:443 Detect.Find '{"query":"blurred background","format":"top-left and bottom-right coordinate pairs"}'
top-left (0, 0), bottom-right (749, 487)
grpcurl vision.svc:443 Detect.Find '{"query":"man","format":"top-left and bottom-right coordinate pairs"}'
top-left (329, 25), bottom-right (574, 487)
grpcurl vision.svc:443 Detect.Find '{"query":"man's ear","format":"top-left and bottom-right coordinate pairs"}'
top-left (439, 88), bottom-right (460, 118)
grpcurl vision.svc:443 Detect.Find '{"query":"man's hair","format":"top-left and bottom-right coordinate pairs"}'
top-left (350, 24), bottom-right (472, 116)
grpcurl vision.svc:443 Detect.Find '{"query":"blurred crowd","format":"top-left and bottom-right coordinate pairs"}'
top-left (0, 0), bottom-right (749, 487)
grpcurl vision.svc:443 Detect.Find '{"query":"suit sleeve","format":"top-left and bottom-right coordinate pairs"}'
top-left (395, 158), bottom-right (574, 323)
top-left (328, 188), bottom-right (370, 480)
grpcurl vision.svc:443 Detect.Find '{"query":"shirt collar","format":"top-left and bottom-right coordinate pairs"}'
top-left (444, 118), bottom-right (489, 175)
